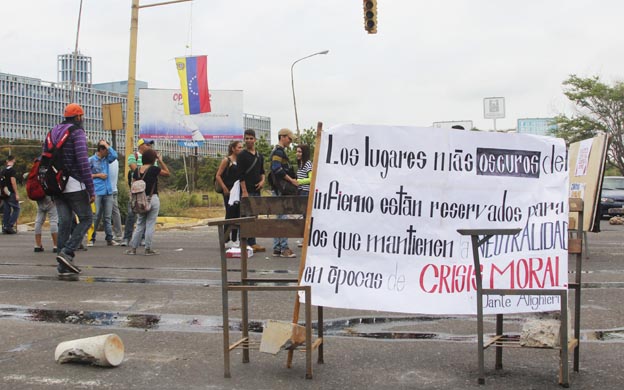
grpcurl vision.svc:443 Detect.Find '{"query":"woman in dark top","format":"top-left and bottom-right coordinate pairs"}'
top-left (125, 148), bottom-right (170, 255)
top-left (215, 140), bottom-right (243, 247)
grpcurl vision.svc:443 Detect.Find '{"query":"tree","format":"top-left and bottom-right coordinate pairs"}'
top-left (552, 75), bottom-right (624, 174)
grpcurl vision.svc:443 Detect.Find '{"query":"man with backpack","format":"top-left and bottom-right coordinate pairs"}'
top-left (45, 103), bottom-right (95, 275)
top-left (1, 155), bottom-right (20, 234)
top-left (269, 128), bottom-right (299, 258)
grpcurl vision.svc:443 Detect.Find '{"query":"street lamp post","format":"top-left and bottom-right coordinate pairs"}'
top-left (290, 50), bottom-right (329, 132)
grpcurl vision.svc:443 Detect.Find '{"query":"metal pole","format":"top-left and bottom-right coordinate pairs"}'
top-left (493, 118), bottom-right (497, 132)
top-left (290, 50), bottom-right (329, 132)
top-left (124, 0), bottom-right (192, 180)
top-left (125, 0), bottom-right (140, 180)
top-left (70, 0), bottom-right (84, 102)
top-left (290, 63), bottom-right (300, 132)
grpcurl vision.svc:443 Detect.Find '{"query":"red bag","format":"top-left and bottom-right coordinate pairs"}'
top-left (26, 158), bottom-right (46, 201)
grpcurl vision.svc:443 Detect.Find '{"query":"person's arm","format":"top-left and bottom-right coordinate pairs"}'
top-left (156, 153), bottom-right (170, 177)
top-left (256, 154), bottom-right (265, 190)
top-left (241, 180), bottom-right (249, 198)
top-left (90, 156), bottom-right (107, 179)
top-left (75, 131), bottom-right (95, 200)
top-left (107, 145), bottom-right (118, 162)
top-left (271, 149), bottom-right (298, 185)
top-left (10, 176), bottom-right (18, 201)
top-left (216, 157), bottom-right (230, 195)
top-left (127, 154), bottom-right (138, 171)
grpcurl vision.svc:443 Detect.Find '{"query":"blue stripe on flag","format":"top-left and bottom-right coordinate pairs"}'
top-left (186, 57), bottom-right (201, 114)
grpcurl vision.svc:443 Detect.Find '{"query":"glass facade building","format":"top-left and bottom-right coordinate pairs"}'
top-left (0, 54), bottom-right (271, 158)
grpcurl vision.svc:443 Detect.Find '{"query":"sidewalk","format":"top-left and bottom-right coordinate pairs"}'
top-left (0, 221), bottom-right (623, 389)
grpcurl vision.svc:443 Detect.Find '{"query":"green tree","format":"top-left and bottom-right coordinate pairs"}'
top-left (552, 75), bottom-right (624, 174)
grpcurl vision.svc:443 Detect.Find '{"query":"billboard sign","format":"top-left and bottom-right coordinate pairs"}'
top-left (139, 88), bottom-right (243, 140)
top-left (517, 118), bottom-right (557, 136)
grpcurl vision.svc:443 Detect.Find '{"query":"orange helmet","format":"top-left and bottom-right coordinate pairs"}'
top-left (64, 103), bottom-right (84, 118)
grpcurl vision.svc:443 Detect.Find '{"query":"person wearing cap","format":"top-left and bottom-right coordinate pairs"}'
top-left (269, 128), bottom-right (299, 258)
top-left (122, 138), bottom-right (154, 247)
top-left (88, 139), bottom-right (119, 246)
top-left (47, 103), bottom-right (95, 275)
top-left (127, 138), bottom-right (155, 171)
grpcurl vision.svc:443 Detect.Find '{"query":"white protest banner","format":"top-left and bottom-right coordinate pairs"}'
top-left (301, 124), bottom-right (569, 315)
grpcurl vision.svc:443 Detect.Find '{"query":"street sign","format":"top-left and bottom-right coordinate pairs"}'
top-left (102, 103), bottom-right (123, 130)
top-left (483, 97), bottom-right (505, 119)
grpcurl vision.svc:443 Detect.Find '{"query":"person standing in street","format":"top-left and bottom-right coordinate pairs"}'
top-left (270, 128), bottom-right (298, 258)
top-left (125, 149), bottom-right (170, 255)
top-left (1, 155), bottom-right (20, 234)
top-left (122, 138), bottom-right (154, 247)
top-left (215, 140), bottom-right (243, 248)
top-left (89, 139), bottom-right (119, 246)
top-left (238, 129), bottom-right (266, 253)
top-left (296, 144), bottom-right (312, 197)
top-left (34, 195), bottom-right (58, 252)
top-left (109, 156), bottom-right (123, 240)
top-left (49, 103), bottom-right (95, 274)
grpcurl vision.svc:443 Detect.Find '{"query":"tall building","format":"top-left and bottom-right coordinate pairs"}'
top-left (0, 53), bottom-right (271, 158)
top-left (57, 51), bottom-right (92, 87)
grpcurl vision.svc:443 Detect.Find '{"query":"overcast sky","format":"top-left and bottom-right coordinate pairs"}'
top-left (2, 0), bottom-right (624, 137)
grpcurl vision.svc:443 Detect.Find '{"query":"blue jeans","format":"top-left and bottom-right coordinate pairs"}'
top-left (55, 190), bottom-right (93, 257)
top-left (124, 199), bottom-right (137, 241)
top-left (130, 194), bottom-right (160, 249)
top-left (112, 192), bottom-right (123, 238)
top-left (2, 192), bottom-right (20, 229)
top-left (92, 194), bottom-right (113, 242)
top-left (246, 190), bottom-right (261, 246)
top-left (272, 190), bottom-right (289, 251)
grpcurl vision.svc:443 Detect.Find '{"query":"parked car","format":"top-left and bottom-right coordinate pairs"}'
top-left (600, 176), bottom-right (624, 218)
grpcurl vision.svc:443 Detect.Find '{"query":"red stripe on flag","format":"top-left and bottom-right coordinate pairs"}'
top-left (197, 56), bottom-right (211, 113)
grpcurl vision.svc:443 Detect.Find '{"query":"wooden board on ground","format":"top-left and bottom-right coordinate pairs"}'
top-left (259, 320), bottom-right (306, 355)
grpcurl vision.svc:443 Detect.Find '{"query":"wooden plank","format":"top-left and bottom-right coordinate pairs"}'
top-left (484, 335), bottom-right (504, 349)
top-left (569, 198), bottom-right (583, 213)
top-left (568, 238), bottom-right (582, 254)
top-left (568, 217), bottom-right (576, 230)
top-left (229, 337), bottom-right (249, 351)
top-left (259, 320), bottom-right (306, 355)
top-left (240, 219), bottom-right (305, 238)
top-left (240, 196), bottom-right (308, 216)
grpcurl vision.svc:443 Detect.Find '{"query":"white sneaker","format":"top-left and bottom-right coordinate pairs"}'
top-left (87, 240), bottom-right (94, 247)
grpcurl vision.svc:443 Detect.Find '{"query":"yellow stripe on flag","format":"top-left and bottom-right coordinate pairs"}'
top-left (175, 57), bottom-right (191, 115)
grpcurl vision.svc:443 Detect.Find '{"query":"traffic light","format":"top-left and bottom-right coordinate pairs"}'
top-left (363, 0), bottom-right (377, 34)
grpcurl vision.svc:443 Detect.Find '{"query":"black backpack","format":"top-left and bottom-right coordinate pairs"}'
top-left (39, 124), bottom-right (75, 196)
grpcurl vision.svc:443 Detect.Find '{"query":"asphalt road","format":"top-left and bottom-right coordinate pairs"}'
top-left (0, 220), bottom-right (623, 389)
